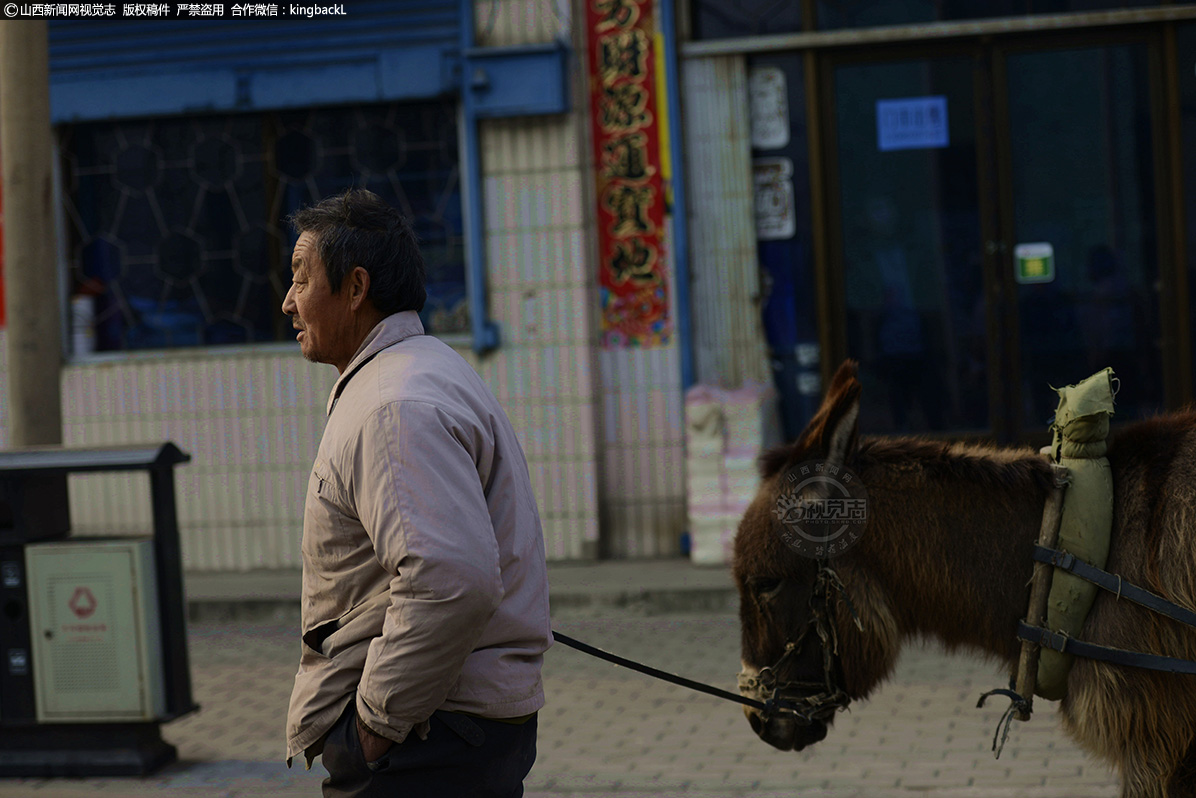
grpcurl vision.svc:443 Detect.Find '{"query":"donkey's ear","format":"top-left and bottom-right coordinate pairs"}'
top-left (757, 360), bottom-right (861, 478)
top-left (792, 360), bottom-right (859, 445)
top-left (825, 359), bottom-right (859, 396)
top-left (818, 364), bottom-right (862, 464)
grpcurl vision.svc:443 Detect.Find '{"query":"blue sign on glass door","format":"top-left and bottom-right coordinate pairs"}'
top-left (876, 96), bottom-right (949, 152)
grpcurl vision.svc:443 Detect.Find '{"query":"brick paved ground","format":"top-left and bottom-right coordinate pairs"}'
top-left (536, 611), bottom-right (1118, 798)
top-left (0, 607), bottom-right (1119, 797)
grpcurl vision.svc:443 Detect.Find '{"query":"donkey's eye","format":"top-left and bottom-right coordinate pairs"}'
top-left (753, 577), bottom-right (784, 597)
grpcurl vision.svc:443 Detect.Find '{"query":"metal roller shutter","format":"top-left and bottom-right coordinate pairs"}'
top-left (48, 2), bottom-right (460, 122)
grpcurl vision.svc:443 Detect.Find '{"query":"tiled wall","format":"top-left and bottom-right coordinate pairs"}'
top-left (0, 138), bottom-right (607, 571)
top-left (1, 326), bottom-right (597, 570)
top-left (0, 0), bottom-right (705, 568)
top-left (681, 55), bottom-right (772, 389)
top-left (599, 345), bottom-right (686, 557)
top-left (412, 0), bottom-right (689, 561)
top-left (0, 330), bottom-right (333, 570)
top-left (560, 0), bottom-right (687, 557)
top-left (470, 0), bottom-right (607, 560)
top-left (477, 113), bottom-right (604, 560)
top-left (474, 0), bottom-right (568, 46)
top-left (61, 347), bottom-right (334, 571)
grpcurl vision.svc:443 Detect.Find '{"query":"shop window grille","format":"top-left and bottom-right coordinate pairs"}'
top-left (60, 101), bottom-right (466, 352)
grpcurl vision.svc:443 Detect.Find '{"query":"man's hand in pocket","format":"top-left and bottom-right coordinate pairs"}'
top-left (356, 715), bottom-right (394, 762)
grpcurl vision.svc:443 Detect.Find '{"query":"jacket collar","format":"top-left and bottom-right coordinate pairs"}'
top-left (326, 311), bottom-right (425, 416)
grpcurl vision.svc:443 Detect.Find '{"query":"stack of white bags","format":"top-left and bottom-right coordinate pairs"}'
top-left (684, 382), bottom-right (781, 565)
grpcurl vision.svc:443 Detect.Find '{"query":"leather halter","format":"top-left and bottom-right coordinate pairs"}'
top-left (736, 561), bottom-right (861, 724)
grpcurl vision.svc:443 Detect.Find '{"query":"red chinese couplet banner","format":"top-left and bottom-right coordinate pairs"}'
top-left (586, 0), bottom-right (670, 348)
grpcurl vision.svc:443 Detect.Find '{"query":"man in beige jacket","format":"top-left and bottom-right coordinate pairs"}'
top-left (281, 189), bottom-right (552, 797)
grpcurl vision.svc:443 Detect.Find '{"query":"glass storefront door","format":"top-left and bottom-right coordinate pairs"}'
top-left (999, 42), bottom-right (1164, 430)
top-left (829, 52), bottom-right (988, 435)
top-left (824, 33), bottom-right (1167, 439)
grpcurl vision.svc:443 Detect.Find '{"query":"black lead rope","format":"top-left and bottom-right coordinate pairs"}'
top-left (550, 566), bottom-right (858, 725)
top-left (550, 630), bottom-right (798, 716)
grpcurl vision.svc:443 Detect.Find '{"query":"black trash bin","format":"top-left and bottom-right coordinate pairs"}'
top-left (0, 443), bottom-right (197, 777)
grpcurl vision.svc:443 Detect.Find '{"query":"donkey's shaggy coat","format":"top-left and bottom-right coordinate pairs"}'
top-left (734, 361), bottom-right (1196, 798)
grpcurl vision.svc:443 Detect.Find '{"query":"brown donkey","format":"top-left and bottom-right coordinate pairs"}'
top-left (733, 360), bottom-right (1196, 798)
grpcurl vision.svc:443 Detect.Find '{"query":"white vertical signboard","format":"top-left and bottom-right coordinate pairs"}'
top-left (753, 157), bottom-right (796, 240)
top-left (749, 67), bottom-right (789, 151)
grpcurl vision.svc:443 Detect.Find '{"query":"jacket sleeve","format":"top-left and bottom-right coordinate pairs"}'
top-left (350, 400), bottom-right (503, 743)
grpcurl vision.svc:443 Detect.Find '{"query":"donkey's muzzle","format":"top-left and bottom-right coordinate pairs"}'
top-left (744, 705), bottom-right (828, 752)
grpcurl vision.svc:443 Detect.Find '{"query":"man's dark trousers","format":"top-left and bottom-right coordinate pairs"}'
top-left (320, 701), bottom-right (537, 797)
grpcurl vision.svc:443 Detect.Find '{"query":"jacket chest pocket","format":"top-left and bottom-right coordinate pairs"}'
top-left (302, 460), bottom-right (357, 562)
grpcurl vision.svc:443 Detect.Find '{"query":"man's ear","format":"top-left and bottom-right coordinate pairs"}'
top-left (348, 266), bottom-right (372, 312)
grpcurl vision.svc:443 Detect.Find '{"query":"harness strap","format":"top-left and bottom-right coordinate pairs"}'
top-left (1032, 545), bottom-right (1196, 630)
top-left (1017, 622), bottom-right (1196, 675)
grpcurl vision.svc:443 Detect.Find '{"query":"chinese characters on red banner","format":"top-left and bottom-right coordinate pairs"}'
top-left (587, 0), bottom-right (669, 347)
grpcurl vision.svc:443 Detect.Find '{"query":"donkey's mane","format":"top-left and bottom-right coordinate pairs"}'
top-left (853, 436), bottom-right (1056, 493)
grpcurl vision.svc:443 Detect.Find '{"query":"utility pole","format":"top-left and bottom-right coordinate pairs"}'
top-left (0, 21), bottom-right (63, 447)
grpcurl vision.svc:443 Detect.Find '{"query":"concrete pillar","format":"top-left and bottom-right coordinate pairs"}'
top-left (0, 22), bottom-right (62, 447)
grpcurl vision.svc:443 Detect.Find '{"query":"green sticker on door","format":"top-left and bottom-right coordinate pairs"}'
top-left (1015, 242), bottom-right (1055, 284)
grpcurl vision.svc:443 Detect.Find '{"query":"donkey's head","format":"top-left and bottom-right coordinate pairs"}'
top-left (733, 360), bottom-right (892, 752)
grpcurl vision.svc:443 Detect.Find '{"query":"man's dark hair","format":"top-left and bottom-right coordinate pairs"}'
top-left (287, 189), bottom-right (426, 315)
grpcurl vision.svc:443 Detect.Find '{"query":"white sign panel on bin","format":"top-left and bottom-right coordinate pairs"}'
top-left (876, 96), bottom-right (949, 152)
